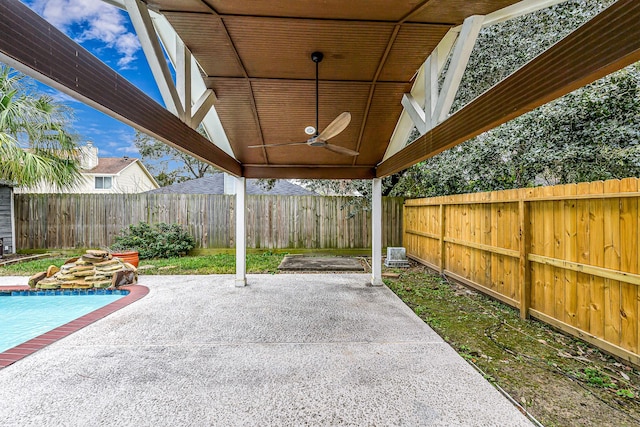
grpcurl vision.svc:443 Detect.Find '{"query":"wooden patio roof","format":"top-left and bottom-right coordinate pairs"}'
top-left (1, 0), bottom-right (639, 179)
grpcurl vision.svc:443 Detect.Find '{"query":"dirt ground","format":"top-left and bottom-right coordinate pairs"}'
top-left (383, 261), bottom-right (640, 427)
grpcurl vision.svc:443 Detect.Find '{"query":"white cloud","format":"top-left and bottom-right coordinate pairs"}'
top-left (28, 0), bottom-right (141, 69)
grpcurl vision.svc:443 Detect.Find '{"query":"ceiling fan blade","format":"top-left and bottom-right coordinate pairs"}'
top-left (317, 112), bottom-right (351, 141)
top-left (323, 144), bottom-right (359, 156)
top-left (247, 141), bottom-right (308, 148)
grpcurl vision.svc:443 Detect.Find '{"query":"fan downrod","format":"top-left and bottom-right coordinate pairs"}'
top-left (311, 51), bottom-right (324, 63)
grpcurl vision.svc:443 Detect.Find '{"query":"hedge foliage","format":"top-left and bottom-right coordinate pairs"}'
top-left (111, 222), bottom-right (195, 259)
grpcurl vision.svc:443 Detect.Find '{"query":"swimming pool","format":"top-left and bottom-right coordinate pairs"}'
top-left (0, 293), bottom-right (126, 353)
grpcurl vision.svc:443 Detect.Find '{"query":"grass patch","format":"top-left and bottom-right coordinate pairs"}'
top-left (0, 257), bottom-right (68, 276)
top-left (0, 253), bottom-right (285, 276)
top-left (385, 265), bottom-right (640, 427)
top-left (138, 253), bottom-right (284, 274)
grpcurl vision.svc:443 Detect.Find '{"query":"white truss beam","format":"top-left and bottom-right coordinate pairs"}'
top-left (176, 37), bottom-right (192, 125)
top-left (400, 94), bottom-right (426, 135)
top-left (383, 0), bottom-right (571, 163)
top-left (104, 0), bottom-right (234, 157)
top-left (432, 15), bottom-right (483, 124)
top-left (124, 0), bottom-right (183, 119)
top-left (151, 13), bottom-right (235, 157)
top-left (191, 89), bottom-right (217, 128)
top-left (383, 29), bottom-right (457, 161)
top-left (424, 52), bottom-right (439, 131)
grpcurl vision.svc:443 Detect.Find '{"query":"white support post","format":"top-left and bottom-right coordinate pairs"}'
top-left (433, 15), bottom-right (484, 124)
top-left (176, 38), bottom-right (192, 126)
top-left (371, 178), bottom-right (383, 287)
top-left (235, 176), bottom-right (247, 287)
top-left (124, 0), bottom-right (184, 119)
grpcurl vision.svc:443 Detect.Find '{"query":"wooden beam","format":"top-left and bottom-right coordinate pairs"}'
top-left (124, 0), bottom-right (184, 118)
top-left (529, 309), bottom-right (640, 367)
top-left (191, 89), bottom-right (217, 127)
top-left (528, 254), bottom-right (640, 286)
top-left (0, 0), bottom-right (241, 176)
top-left (519, 199), bottom-right (531, 319)
top-left (176, 37), bottom-right (192, 124)
top-left (438, 203), bottom-right (445, 273)
top-left (150, 13), bottom-right (235, 157)
top-left (432, 15), bottom-right (483, 124)
top-left (243, 166), bottom-right (376, 179)
top-left (401, 94), bottom-right (427, 134)
top-left (377, 0), bottom-right (640, 177)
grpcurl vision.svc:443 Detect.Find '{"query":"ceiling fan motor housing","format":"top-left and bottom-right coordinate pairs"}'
top-left (308, 138), bottom-right (325, 147)
top-left (311, 51), bottom-right (324, 63)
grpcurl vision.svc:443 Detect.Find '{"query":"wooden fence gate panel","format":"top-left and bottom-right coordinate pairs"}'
top-left (404, 178), bottom-right (640, 366)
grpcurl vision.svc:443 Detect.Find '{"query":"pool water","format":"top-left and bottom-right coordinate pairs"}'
top-left (0, 294), bottom-right (125, 353)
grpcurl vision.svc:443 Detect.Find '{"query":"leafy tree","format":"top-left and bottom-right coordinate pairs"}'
top-left (0, 65), bottom-right (81, 189)
top-left (134, 130), bottom-right (217, 186)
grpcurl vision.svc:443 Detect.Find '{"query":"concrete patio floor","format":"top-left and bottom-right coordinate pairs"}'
top-left (0, 274), bottom-right (531, 426)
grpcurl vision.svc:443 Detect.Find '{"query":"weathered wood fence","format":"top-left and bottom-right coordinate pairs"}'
top-left (404, 178), bottom-right (640, 365)
top-left (15, 194), bottom-right (403, 250)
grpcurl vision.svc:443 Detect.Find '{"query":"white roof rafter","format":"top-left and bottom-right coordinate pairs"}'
top-left (383, 0), bottom-right (571, 162)
top-left (106, 0), bottom-right (235, 158)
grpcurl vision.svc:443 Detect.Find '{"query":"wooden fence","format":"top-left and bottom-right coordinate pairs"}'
top-left (404, 178), bottom-right (640, 366)
top-left (15, 194), bottom-right (403, 251)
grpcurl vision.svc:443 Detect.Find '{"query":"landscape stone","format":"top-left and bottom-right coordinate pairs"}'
top-left (28, 272), bottom-right (47, 288)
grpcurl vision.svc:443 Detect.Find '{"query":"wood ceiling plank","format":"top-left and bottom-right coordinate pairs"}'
top-left (378, 24), bottom-right (451, 82)
top-left (207, 79), bottom-right (266, 164)
top-left (249, 80), bottom-right (370, 165)
top-left (145, 0), bottom-right (211, 13)
top-left (377, 0), bottom-right (640, 177)
top-left (164, 12), bottom-right (245, 77)
top-left (408, 0), bottom-right (520, 24)
top-left (356, 83), bottom-right (410, 165)
top-left (0, 0), bottom-right (241, 176)
top-left (203, 0), bottom-right (421, 21)
top-left (223, 16), bottom-right (395, 81)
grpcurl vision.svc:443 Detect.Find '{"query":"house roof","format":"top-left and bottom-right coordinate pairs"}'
top-left (86, 157), bottom-right (137, 174)
top-left (146, 175), bottom-right (317, 196)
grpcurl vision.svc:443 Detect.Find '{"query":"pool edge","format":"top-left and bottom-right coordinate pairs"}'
top-left (0, 285), bottom-right (149, 369)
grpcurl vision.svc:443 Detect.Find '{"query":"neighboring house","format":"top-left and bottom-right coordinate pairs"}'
top-left (15, 143), bottom-right (159, 194)
top-left (0, 182), bottom-right (15, 255)
top-left (146, 174), bottom-right (318, 196)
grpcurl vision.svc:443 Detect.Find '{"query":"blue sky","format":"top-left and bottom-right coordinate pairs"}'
top-left (20, 0), bottom-right (163, 158)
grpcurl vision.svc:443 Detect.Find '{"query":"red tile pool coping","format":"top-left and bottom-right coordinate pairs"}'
top-left (0, 284), bottom-right (149, 369)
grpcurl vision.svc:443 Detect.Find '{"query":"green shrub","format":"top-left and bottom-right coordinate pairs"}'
top-left (111, 222), bottom-right (195, 259)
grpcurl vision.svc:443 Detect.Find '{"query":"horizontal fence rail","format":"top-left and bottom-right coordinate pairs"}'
top-left (15, 194), bottom-right (403, 251)
top-left (404, 178), bottom-right (640, 367)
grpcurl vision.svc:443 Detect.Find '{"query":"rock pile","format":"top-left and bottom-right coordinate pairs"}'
top-left (28, 250), bottom-right (138, 290)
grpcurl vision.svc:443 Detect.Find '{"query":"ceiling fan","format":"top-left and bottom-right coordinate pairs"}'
top-left (248, 51), bottom-right (359, 156)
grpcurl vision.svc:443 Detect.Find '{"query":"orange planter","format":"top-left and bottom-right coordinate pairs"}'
top-left (111, 251), bottom-right (140, 268)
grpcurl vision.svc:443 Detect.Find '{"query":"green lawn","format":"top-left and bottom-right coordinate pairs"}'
top-left (0, 253), bottom-right (285, 276)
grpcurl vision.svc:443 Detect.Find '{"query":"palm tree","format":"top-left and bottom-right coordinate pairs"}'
top-left (0, 65), bottom-right (81, 189)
